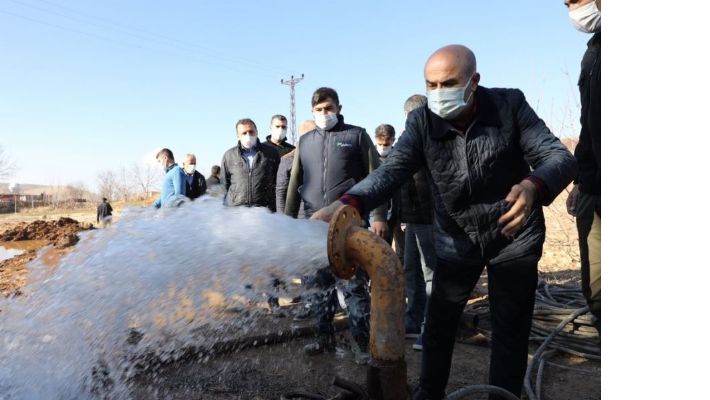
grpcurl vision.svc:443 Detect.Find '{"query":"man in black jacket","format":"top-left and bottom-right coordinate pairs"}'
top-left (399, 94), bottom-right (438, 347)
top-left (565, 0), bottom-right (601, 330)
top-left (221, 118), bottom-right (280, 211)
top-left (374, 123), bottom-right (403, 258)
top-left (96, 197), bottom-right (113, 228)
top-left (262, 114), bottom-right (296, 157)
top-left (312, 45), bottom-right (577, 399)
top-left (285, 87), bottom-right (388, 365)
top-left (182, 153), bottom-right (207, 200)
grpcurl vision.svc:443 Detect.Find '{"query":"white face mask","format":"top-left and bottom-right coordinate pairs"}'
top-left (569, 1), bottom-right (601, 33)
top-left (377, 144), bottom-right (393, 157)
top-left (184, 164), bottom-right (196, 174)
top-left (427, 74), bottom-right (475, 120)
top-left (314, 113), bottom-right (338, 130)
top-left (240, 135), bottom-right (257, 149)
top-left (271, 127), bottom-right (287, 141)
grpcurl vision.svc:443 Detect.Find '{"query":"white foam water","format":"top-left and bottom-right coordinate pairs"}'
top-left (0, 196), bottom-right (330, 399)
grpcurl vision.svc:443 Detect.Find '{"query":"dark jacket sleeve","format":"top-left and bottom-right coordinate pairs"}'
top-left (276, 152), bottom-right (294, 213)
top-left (220, 151), bottom-right (231, 203)
top-left (513, 89), bottom-right (578, 205)
top-left (284, 147), bottom-right (303, 218)
top-left (197, 172), bottom-right (207, 197)
top-left (358, 131), bottom-right (388, 222)
top-left (269, 151), bottom-right (280, 213)
top-left (346, 113), bottom-right (425, 214)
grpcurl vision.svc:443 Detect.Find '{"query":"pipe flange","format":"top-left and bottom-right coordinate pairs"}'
top-left (327, 205), bottom-right (360, 280)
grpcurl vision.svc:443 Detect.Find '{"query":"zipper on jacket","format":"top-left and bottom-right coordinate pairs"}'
top-left (322, 131), bottom-right (329, 207)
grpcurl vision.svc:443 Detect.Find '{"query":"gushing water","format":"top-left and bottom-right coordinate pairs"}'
top-left (0, 196), bottom-right (330, 399)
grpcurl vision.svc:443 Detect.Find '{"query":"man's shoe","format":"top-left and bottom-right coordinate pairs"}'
top-left (352, 336), bottom-right (370, 365)
top-left (412, 335), bottom-right (423, 351)
top-left (303, 334), bottom-right (336, 355)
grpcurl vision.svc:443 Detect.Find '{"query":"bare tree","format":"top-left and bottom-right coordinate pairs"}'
top-left (0, 146), bottom-right (17, 180)
top-left (132, 162), bottom-right (160, 199)
top-left (96, 170), bottom-right (118, 201)
top-left (116, 166), bottom-right (134, 201)
top-left (66, 181), bottom-right (89, 208)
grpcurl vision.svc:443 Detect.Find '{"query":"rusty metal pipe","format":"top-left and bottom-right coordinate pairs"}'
top-left (327, 205), bottom-right (407, 400)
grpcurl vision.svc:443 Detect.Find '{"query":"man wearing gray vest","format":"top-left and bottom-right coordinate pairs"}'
top-left (285, 87), bottom-right (388, 365)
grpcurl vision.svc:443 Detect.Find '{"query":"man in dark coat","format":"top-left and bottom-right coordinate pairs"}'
top-left (96, 197), bottom-right (113, 228)
top-left (221, 118), bottom-right (280, 211)
top-left (311, 45), bottom-right (577, 400)
top-left (182, 153), bottom-right (207, 200)
top-left (284, 87), bottom-right (388, 365)
top-left (565, 0), bottom-right (601, 330)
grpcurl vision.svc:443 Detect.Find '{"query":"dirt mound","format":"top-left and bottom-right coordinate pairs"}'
top-left (0, 217), bottom-right (93, 248)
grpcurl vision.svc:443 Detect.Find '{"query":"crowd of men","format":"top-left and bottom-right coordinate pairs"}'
top-left (139, 2), bottom-right (601, 397)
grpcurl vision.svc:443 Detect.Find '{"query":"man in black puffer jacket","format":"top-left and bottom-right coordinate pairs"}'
top-left (221, 118), bottom-right (280, 211)
top-left (312, 45), bottom-right (577, 400)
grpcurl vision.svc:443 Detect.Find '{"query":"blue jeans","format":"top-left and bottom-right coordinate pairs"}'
top-left (403, 223), bottom-right (437, 332)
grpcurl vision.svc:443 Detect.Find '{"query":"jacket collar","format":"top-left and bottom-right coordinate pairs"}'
top-left (266, 135), bottom-right (290, 146)
top-left (428, 86), bottom-right (501, 139)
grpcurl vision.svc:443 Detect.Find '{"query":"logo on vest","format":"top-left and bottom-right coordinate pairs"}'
top-left (336, 142), bottom-right (353, 148)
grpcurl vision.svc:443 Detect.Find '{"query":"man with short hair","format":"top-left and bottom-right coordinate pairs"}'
top-left (399, 94), bottom-right (438, 349)
top-left (154, 148), bottom-right (187, 209)
top-left (311, 45), bottom-right (577, 399)
top-left (564, 0), bottom-right (601, 330)
top-left (96, 197), bottom-right (113, 228)
top-left (262, 114), bottom-right (296, 157)
top-left (221, 119), bottom-right (280, 211)
top-left (182, 153), bottom-right (207, 200)
top-left (206, 165), bottom-right (221, 188)
top-left (285, 87), bottom-right (388, 364)
top-left (374, 123), bottom-right (404, 261)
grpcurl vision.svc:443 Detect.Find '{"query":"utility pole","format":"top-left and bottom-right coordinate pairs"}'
top-left (280, 74), bottom-right (305, 144)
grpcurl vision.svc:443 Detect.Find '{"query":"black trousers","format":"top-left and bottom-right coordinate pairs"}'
top-left (419, 254), bottom-right (539, 400)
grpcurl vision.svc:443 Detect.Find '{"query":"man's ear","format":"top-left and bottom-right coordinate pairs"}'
top-left (338, 104), bottom-right (343, 113)
top-left (472, 72), bottom-right (481, 86)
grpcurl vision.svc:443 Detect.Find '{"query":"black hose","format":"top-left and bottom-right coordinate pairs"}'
top-left (523, 306), bottom-right (590, 400)
top-left (445, 384), bottom-right (521, 400)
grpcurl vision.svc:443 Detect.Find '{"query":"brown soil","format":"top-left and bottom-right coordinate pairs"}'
top-left (0, 217), bottom-right (93, 248)
top-left (0, 217), bottom-right (92, 298)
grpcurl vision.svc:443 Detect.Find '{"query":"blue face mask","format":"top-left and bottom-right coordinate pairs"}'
top-left (427, 74), bottom-right (475, 120)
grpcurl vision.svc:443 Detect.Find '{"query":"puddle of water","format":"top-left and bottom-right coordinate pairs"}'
top-left (0, 240), bottom-right (49, 252)
top-left (0, 246), bottom-right (23, 262)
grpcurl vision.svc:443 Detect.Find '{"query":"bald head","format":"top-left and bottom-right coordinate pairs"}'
top-left (426, 45), bottom-right (476, 80)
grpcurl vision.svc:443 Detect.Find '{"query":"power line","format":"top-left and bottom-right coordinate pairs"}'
top-left (2, 0), bottom-right (290, 77)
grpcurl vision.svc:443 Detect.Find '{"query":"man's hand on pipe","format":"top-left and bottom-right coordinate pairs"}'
top-left (310, 201), bottom-right (345, 223)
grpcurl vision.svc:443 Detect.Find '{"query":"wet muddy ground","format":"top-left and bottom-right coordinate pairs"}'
top-left (129, 308), bottom-right (600, 400)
